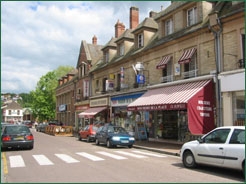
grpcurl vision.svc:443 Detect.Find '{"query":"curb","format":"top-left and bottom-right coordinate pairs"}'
top-left (133, 145), bottom-right (180, 157)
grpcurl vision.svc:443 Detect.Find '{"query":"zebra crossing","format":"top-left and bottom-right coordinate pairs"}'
top-left (7, 150), bottom-right (167, 168)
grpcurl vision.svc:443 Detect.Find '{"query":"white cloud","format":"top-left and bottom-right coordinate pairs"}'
top-left (1, 1), bottom-right (171, 94)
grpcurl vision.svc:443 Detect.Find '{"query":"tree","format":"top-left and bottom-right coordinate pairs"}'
top-left (31, 66), bottom-right (74, 122)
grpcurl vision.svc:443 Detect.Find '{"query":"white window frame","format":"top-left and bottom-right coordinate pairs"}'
top-left (187, 7), bottom-right (197, 26)
top-left (105, 51), bottom-right (109, 63)
top-left (138, 33), bottom-right (144, 48)
top-left (165, 19), bottom-right (173, 35)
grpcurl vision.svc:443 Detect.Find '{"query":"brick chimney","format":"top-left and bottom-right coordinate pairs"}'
top-left (92, 35), bottom-right (97, 45)
top-left (130, 6), bottom-right (139, 29)
top-left (115, 20), bottom-right (125, 38)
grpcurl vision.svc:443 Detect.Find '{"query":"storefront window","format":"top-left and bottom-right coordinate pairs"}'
top-left (232, 91), bottom-right (245, 126)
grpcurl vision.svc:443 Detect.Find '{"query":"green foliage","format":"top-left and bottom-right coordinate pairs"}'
top-left (29, 65), bottom-right (74, 122)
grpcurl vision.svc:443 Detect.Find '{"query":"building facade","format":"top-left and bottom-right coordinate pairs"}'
top-left (55, 1), bottom-right (245, 141)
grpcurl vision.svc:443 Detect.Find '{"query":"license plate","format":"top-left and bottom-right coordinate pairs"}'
top-left (14, 136), bottom-right (24, 140)
top-left (121, 140), bottom-right (129, 143)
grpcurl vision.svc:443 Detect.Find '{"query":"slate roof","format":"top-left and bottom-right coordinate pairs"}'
top-left (5, 101), bottom-right (22, 110)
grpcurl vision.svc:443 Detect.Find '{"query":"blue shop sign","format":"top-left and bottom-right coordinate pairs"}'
top-left (59, 104), bottom-right (67, 112)
top-left (137, 74), bottom-right (145, 84)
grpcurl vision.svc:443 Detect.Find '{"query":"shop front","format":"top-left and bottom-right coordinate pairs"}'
top-left (127, 78), bottom-right (216, 141)
top-left (78, 97), bottom-right (110, 127)
top-left (75, 104), bottom-right (89, 131)
top-left (111, 92), bottom-right (145, 138)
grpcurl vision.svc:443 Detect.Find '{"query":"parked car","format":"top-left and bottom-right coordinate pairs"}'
top-left (95, 124), bottom-right (135, 148)
top-left (1, 124), bottom-right (34, 150)
top-left (36, 123), bottom-right (48, 133)
top-left (78, 124), bottom-right (98, 142)
top-left (180, 126), bottom-right (245, 176)
top-left (23, 120), bottom-right (33, 128)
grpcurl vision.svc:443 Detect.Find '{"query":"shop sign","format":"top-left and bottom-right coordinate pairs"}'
top-left (75, 105), bottom-right (89, 111)
top-left (136, 74), bottom-right (145, 84)
top-left (59, 104), bottom-right (67, 112)
top-left (127, 103), bottom-right (187, 111)
top-left (90, 98), bottom-right (108, 107)
top-left (106, 80), bottom-right (114, 91)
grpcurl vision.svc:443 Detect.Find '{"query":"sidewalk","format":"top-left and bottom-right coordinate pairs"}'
top-left (133, 138), bottom-right (183, 157)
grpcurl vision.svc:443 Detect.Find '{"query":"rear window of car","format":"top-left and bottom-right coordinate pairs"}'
top-left (229, 129), bottom-right (245, 144)
top-left (92, 126), bottom-right (98, 131)
top-left (4, 126), bottom-right (30, 134)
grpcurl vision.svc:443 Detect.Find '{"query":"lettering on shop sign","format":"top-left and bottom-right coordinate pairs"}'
top-left (111, 98), bottom-right (137, 106)
top-left (197, 100), bottom-right (212, 117)
top-left (128, 103), bottom-right (187, 111)
top-left (90, 98), bottom-right (108, 107)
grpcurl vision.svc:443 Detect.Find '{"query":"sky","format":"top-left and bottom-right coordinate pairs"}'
top-left (1, 1), bottom-right (171, 94)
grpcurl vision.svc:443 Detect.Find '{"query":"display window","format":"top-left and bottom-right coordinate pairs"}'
top-left (232, 91), bottom-right (245, 126)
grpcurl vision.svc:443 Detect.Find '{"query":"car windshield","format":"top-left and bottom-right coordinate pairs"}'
top-left (108, 126), bottom-right (127, 134)
top-left (5, 126), bottom-right (30, 134)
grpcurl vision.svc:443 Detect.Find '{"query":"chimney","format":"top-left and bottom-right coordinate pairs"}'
top-left (149, 11), bottom-right (157, 18)
top-left (115, 20), bottom-right (125, 38)
top-left (130, 6), bottom-right (139, 29)
top-left (92, 35), bottom-right (97, 45)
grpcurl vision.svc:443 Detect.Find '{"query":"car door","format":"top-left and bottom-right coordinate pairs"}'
top-left (223, 128), bottom-right (245, 169)
top-left (100, 126), bottom-right (109, 143)
top-left (81, 125), bottom-right (89, 139)
top-left (194, 128), bottom-right (231, 165)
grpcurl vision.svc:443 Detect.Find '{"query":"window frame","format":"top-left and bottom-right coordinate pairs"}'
top-left (138, 33), bottom-right (144, 48)
top-left (187, 7), bottom-right (197, 27)
top-left (165, 18), bottom-right (173, 35)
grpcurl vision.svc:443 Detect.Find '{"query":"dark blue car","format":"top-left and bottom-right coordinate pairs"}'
top-left (95, 124), bottom-right (135, 148)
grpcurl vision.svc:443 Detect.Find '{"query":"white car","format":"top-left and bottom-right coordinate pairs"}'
top-left (180, 126), bottom-right (245, 176)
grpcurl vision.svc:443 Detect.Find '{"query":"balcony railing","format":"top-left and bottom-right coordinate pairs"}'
top-left (159, 75), bottom-right (173, 83)
top-left (182, 69), bottom-right (198, 79)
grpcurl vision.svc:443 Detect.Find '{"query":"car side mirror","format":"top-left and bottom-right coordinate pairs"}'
top-left (198, 137), bottom-right (204, 143)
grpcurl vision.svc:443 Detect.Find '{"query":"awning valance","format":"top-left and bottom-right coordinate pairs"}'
top-left (127, 79), bottom-right (215, 134)
top-left (78, 106), bottom-right (107, 118)
top-left (156, 55), bottom-right (172, 69)
top-left (178, 48), bottom-right (197, 64)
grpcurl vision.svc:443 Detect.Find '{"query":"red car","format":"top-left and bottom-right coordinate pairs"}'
top-left (78, 125), bottom-right (98, 142)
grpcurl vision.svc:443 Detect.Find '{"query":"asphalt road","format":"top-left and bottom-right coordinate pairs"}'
top-left (2, 128), bottom-right (244, 183)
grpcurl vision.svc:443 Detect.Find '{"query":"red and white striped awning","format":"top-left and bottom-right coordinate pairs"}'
top-left (178, 48), bottom-right (197, 64)
top-left (156, 55), bottom-right (172, 69)
top-left (127, 80), bottom-right (211, 111)
top-left (79, 106), bottom-right (107, 118)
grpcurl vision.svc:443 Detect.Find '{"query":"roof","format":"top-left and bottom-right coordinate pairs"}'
top-left (5, 101), bottom-right (22, 110)
top-left (132, 17), bottom-right (158, 33)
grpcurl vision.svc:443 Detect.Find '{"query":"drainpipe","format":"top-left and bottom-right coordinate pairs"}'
top-left (209, 13), bottom-right (223, 127)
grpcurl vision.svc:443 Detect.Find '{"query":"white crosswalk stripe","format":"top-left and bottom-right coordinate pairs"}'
top-left (9, 155), bottom-right (25, 168)
top-left (96, 151), bottom-right (127, 160)
top-left (114, 150), bottom-right (147, 158)
top-left (33, 155), bottom-right (54, 165)
top-left (76, 152), bottom-right (104, 161)
top-left (55, 154), bottom-right (80, 163)
top-left (131, 150), bottom-right (167, 157)
top-left (7, 150), bottom-right (167, 168)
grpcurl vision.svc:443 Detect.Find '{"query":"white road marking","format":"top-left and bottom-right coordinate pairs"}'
top-left (96, 151), bottom-right (127, 160)
top-left (131, 150), bottom-right (167, 157)
top-left (55, 154), bottom-right (80, 163)
top-left (32, 155), bottom-right (54, 165)
top-left (114, 150), bottom-right (147, 158)
top-left (9, 155), bottom-right (25, 168)
top-left (76, 152), bottom-right (104, 161)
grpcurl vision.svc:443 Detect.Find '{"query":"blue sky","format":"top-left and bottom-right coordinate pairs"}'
top-left (1, 1), bottom-right (171, 94)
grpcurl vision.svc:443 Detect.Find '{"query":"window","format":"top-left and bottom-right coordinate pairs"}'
top-left (8, 110), bottom-right (11, 115)
top-left (183, 54), bottom-right (197, 78)
top-left (138, 33), bottom-right (144, 48)
top-left (17, 110), bottom-right (20, 115)
top-left (229, 129), bottom-right (245, 144)
top-left (204, 129), bottom-right (230, 143)
top-left (161, 59), bottom-right (173, 83)
top-left (187, 7), bottom-right (197, 26)
top-left (119, 43), bottom-right (124, 56)
top-left (116, 73), bottom-right (121, 91)
top-left (102, 78), bottom-right (107, 92)
top-left (105, 51), bottom-right (109, 63)
top-left (232, 91), bottom-right (245, 126)
top-left (165, 19), bottom-right (173, 35)
top-left (96, 80), bottom-right (99, 91)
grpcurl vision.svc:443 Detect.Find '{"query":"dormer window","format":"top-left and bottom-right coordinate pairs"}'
top-left (165, 19), bottom-right (173, 35)
top-left (187, 7), bottom-right (197, 26)
top-left (105, 51), bottom-right (109, 63)
top-left (120, 43), bottom-right (124, 56)
top-left (138, 33), bottom-right (144, 48)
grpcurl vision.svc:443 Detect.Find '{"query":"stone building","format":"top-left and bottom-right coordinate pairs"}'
top-left (56, 1), bottom-right (245, 141)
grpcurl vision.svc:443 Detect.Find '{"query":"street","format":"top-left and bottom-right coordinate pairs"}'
top-left (2, 128), bottom-right (244, 183)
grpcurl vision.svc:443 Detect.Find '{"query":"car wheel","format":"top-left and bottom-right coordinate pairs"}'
top-left (183, 150), bottom-right (196, 168)
top-left (128, 145), bottom-right (133, 148)
top-left (107, 140), bottom-right (112, 148)
top-left (86, 136), bottom-right (90, 143)
top-left (95, 138), bottom-right (100, 145)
